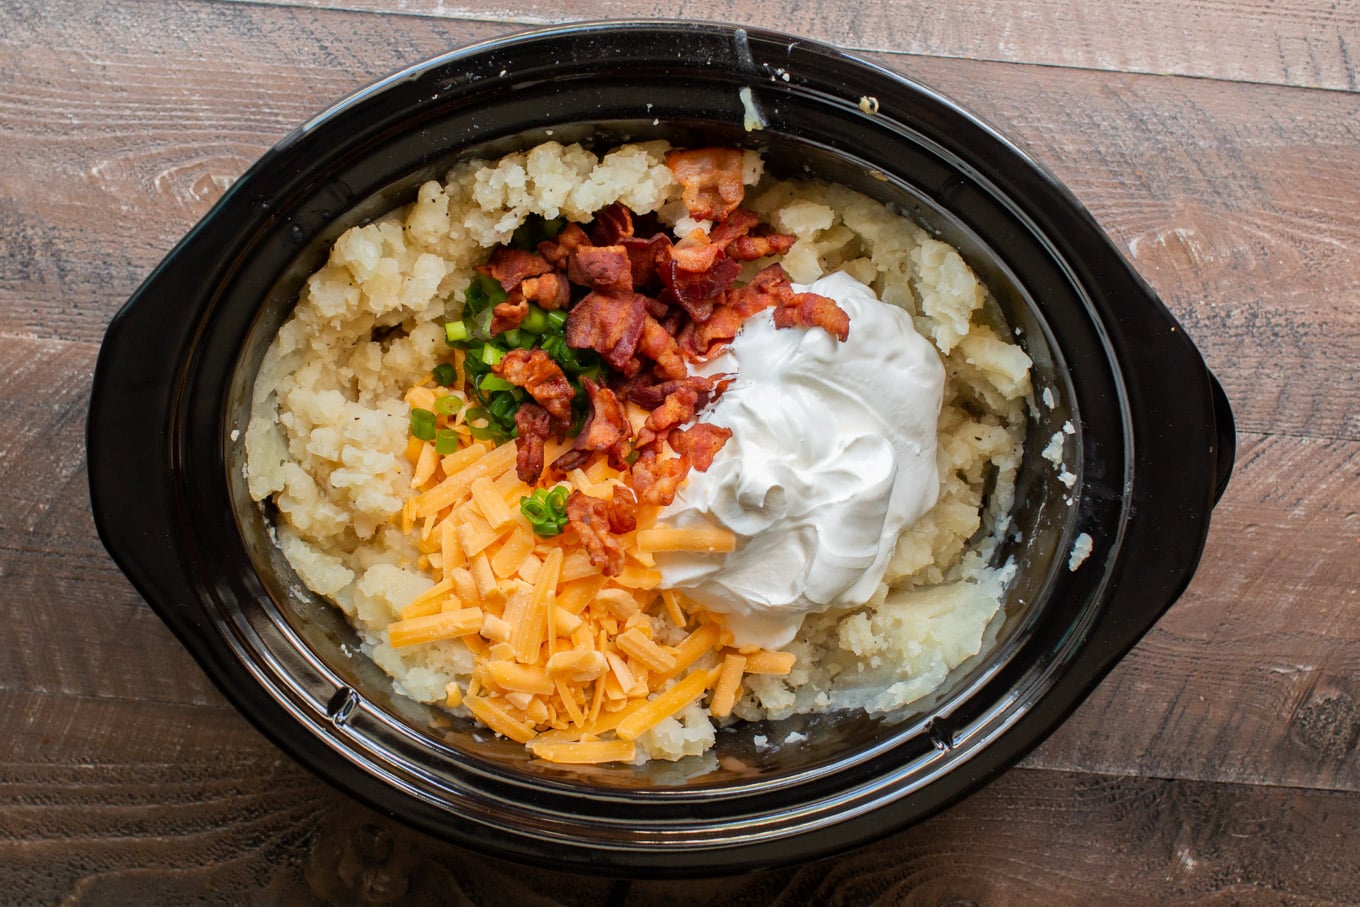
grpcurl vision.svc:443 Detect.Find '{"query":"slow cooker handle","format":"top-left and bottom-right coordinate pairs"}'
top-left (1208, 371), bottom-right (1235, 506)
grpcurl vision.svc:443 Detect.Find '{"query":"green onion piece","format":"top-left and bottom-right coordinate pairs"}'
top-left (465, 273), bottom-right (508, 314)
top-left (481, 344), bottom-right (505, 367)
top-left (520, 305), bottom-right (550, 335)
top-left (435, 429), bottom-right (459, 455)
top-left (444, 321), bottom-right (469, 344)
top-left (466, 423), bottom-right (502, 441)
top-left (409, 407), bottom-right (437, 442)
top-left (434, 394), bottom-right (462, 416)
top-left (432, 362), bottom-right (457, 386)
top-left (520, 485), bottom-right (570, 537)
top-left (545, 309), bottom-right (568, 331)
top-left (503, 328), bottom-right (529, 349)
top-left (479, 375), bottom-right (517, 393)
top-left (468, 306), bottom-right (497, 343)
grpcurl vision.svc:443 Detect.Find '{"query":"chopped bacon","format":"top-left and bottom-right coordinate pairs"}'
top-left (637, 315), bottom-right (688, 381)
top-left (519, 271), bottom-right (571, 310)
top-left (566, 491), bottom-right (626, 576)
top-left (709, 209), bottom-right (796, 262)
top-left (538, 222), bottom-right (591, 269)
top-left (773, 292), bottom-right (851, 342)
top-left (666, 148), bottom-right (747, 220)
top-left (624, 375), bottom-right (716, 412)
top-left (677, 303), bottom-right (748, 360)
top-left (727, 262), bottom-right (796, 314)
top-left (708, 209), bottom-right (761, 249)
top-left (629, 448), bottom-right (690, 507)
top-left (550, 448), bottom-right (589, 474)
top-left (668, 422), bottom-right (732, 472)
top-left (564, 290), bottom-right (648, 370)
top-left (637, 382), bottom-right (702, 447)
top-left (670, 238), bottom-right (724, 273)
top-left (552, 378), bottom-right (631, 473)
top-left (512, 403), bottom-right (552, 484)
top-left (607, 485), bottom-right (638, 534)
top-left (658, 245), bottom-right (741, 322)
top-left (489, 297), bottom-right (529, 335)
top-left (727, 232), bottom-right (797, 261)
top-left (568, 245), bottom-right (633, 292)
top-left (493, 348), bottom-right (575, 423)
top-left (590, 203), bottom-right (634, 245)
top-left (477, 247), bottom-right (552, 290)
top-left (620, 234), bottom-right (670, 290)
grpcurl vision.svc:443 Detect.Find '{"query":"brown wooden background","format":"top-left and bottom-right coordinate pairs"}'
top-left (3, 0), bottom-right (1359, 903)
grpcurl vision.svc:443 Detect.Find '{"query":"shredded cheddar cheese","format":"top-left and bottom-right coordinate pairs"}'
top-left (392, 370), bottom-right (796, 765)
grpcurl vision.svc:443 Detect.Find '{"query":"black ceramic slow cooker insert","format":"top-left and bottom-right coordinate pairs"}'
top-left (88, 22), bottom-right (1235, 876)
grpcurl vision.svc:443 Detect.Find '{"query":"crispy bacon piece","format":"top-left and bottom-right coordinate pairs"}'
top-left (773, 292), bottom-right (851, 342)
top-left (668, 422), bottom-right (732, 472)
top-left (552, 378), bottom-right (631, 473)
top-left (666, 148), bottom-right (746, 220)
top-left (658, 244), bottom-right (741, 323)
top-left (624, 375), bottom-right (716, 411)
top-left (477, 247), bottom-right (552, 290)
top-left (709, 209), bottom-right (796, 262)
top-left (727, 232), bottom-right (797, 261)
top-left (708, 209), bottom-right (761, 248)
top-left (636, 315), bottom-right (688, 381)
top-left (728, 262), bottom-right (796, 313)
top-left (513, 403), bottom-right (552, 484)
top-left (564, 290), bottom-right (648, 370)
top-left (519, 271), bottom-right (571, 309)
top-left (629, 448), bottom-right (690, 507)
top-left (607, 485), bottom-right (638, 534)
top-left (566, 491), bottom-right (626, 576)
top-left (493, 348), bottom-right (575, 423)
top-left (538, 222), bottom-right (592, 269)
top-left (568, 245), bottom-right (633, 292)
top-left (637, 382), bottom-right (702, 447)
top-left (677, 304), bottom-right (747, 360)
top-left (590, 202), bottom-right (634, 246)
top-left (620, 234), bottom-right (670, 291)
top-left (489, 297), bottom-right (529, 335)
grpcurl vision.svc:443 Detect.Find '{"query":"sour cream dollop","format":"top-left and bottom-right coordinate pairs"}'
top-left (655, 271), bottom-right (946, 649)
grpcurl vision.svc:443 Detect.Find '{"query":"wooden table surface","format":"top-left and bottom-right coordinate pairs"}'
top-left (4, 1), bottom-right (1359, 903)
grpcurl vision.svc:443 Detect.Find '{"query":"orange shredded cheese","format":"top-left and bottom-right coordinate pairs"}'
top-left (393, 374), bottom-right (796, 765)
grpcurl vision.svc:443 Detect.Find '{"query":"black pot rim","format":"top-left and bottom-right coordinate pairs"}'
top-left (87, 20), bottom-right (1234, 876)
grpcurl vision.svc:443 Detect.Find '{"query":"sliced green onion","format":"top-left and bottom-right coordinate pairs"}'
top-left (520, 485), bottom-right (570, 537)
top-left (481, 344), bottom-right (505, 367)
top-left (504, 328), bottom-right (535, 349)
top-left (520, 305), bottom-right (550, 335)
top-left (435, 429), bottom-right (459, 455)
top-left (444, 321), bottom-right (469, 344)
top-left (410, 407), bottom-right (437, 442)
top-left (432, 362), bottom-right (457, 386)
top-left (479, 375), bottom-right (517, 393)
top-left (545, 309), bottom-right (568, 331)
top-left (434, 394), bottom-right (463, 416)
top-left (465, 273), bottom-right (508, 314)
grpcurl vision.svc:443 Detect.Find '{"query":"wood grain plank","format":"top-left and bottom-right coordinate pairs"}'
top-left (1025, 432), bottom-right (1360, 792)
top-left (3, 694), bottom-right (1358, 905)
top-left (221, 0), bottom-right (1360, 92)
top-left (3, 2), bottom-right (1356, 437)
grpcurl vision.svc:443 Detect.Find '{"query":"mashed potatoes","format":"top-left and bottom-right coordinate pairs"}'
top-left (245, 141), bottom-right (1030, 760)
